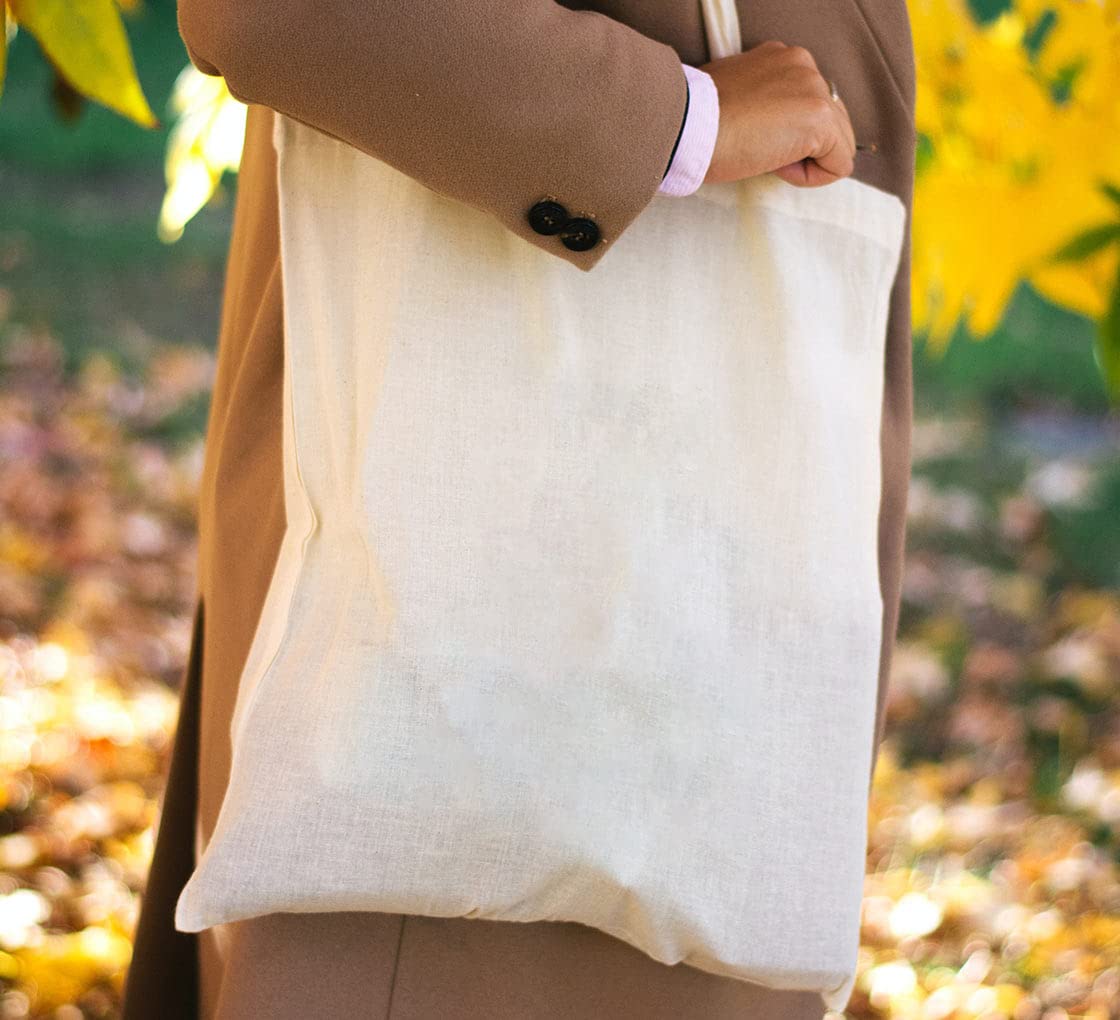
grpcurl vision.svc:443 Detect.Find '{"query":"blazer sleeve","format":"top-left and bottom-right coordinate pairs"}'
top-left (176, 0), bottom-right (691, 272)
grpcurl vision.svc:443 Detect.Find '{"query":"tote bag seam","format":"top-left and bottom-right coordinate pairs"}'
top-left (177, 116), bottom-right (323, 932)
top-left (226, 112), bottom-right (322, 758)
top-left (763, 179), bottom-right (905, 252)
top-left (693, 175), bottom-right (905, 253)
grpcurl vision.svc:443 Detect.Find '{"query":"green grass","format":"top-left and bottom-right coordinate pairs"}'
top-left (910, 285), bottom-right (1117, 591)
top-left (0, 0), bottom-right (232, 371)
top-left (1048, 460), bottom-right (1120, 589)
top-left (913, 283), bottom-right (1106, 416)
top-left (0, 163), bottom-right (233, 371)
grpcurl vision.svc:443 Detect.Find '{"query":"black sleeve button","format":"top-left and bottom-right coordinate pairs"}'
top-left (527, 199), bottom-right (570, 235)
top-left (559, 217), bottom-right (600, 252)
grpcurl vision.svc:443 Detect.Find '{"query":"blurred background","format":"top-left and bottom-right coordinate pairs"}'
top-left (0, 0), bottom-right (1117, 1017)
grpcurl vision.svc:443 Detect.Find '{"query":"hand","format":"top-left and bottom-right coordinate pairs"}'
top-left (698, 40), bottom-right (857, 187)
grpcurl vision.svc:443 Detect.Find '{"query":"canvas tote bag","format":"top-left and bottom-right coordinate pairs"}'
top-left (175, 2), bottom-right (906, 1011)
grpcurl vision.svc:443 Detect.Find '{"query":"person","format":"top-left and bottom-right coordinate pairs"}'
top-left (122, 2), bottom-right (917, 1017)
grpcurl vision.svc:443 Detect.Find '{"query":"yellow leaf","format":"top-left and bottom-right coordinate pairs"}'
top-left (8, 0), bottom-right (157, 128)
top-left (159, 64), bottom-right (245, 241)
top-left (1, 2), bottom-right (7, 103)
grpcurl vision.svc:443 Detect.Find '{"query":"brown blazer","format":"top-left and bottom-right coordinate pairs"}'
top-left (124, 3), bottom-right (916, 1018)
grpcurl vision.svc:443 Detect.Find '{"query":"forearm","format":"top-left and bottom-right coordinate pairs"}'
top-left (177, 0), bottom-right (690, 270)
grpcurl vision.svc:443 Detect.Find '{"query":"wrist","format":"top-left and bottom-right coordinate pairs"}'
top-left (658, 64), bottom-right (721, 197)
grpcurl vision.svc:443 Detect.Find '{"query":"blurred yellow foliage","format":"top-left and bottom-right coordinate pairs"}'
top-left (0, 4), bottom-right (7, 101)
top-left (158, 64), bottom-right (247, 243)
top-left (13, 926), bottom-right (132, 1012)
top-left (911, 0), bottom-right (1120, 349)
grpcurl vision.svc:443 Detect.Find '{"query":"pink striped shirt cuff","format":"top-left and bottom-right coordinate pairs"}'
top-left (657, 63), bottom-right (720, 198)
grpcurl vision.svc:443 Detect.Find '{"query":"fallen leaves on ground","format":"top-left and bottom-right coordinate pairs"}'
top-left (0, 324), bottom-right (1118, 1018)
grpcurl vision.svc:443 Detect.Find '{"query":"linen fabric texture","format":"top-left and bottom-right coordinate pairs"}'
top-left (174, 15), bottom-right (906, 1007)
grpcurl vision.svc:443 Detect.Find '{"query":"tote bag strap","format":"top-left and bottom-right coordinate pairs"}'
top-left (699, 0), bottom-right (742, 60)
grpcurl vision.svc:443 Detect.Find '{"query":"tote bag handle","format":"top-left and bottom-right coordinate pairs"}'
top-left (699, 0), bottom-right (742, 60)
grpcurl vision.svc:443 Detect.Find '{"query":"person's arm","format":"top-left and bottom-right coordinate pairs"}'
top-left (176, 0), bottom-right (690, 272)
top-left (658, 64), bottom-right (720, 197)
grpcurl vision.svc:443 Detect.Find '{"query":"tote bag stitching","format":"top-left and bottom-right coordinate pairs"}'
top-left (683, 173), bottom-right (905, 257)
top-left (856, 216), bottom-right (903, 592)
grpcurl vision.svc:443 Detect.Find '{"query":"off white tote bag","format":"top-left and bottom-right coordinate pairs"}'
top-left (175, 3), bottom-right (906, 1011)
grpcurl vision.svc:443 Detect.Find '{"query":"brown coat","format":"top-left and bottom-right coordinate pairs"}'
top-left (123, 2), bottom-right (916, 1017)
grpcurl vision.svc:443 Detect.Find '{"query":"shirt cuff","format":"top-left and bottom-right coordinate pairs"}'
top-left (657, 64), bottom-right (720, 198)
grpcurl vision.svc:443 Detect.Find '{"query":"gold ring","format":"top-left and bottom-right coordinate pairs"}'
top-left (827, 79), bottom-right (840, 102)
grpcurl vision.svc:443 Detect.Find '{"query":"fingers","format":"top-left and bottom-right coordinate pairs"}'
top-left (784, 43), bottom-right (857, 185)
top-left (703, 38), bottom-right (860, 188)
top-left (804, 84), bottom-right (856, 184)
top-left (770, 150), bottom-right (848, 188)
